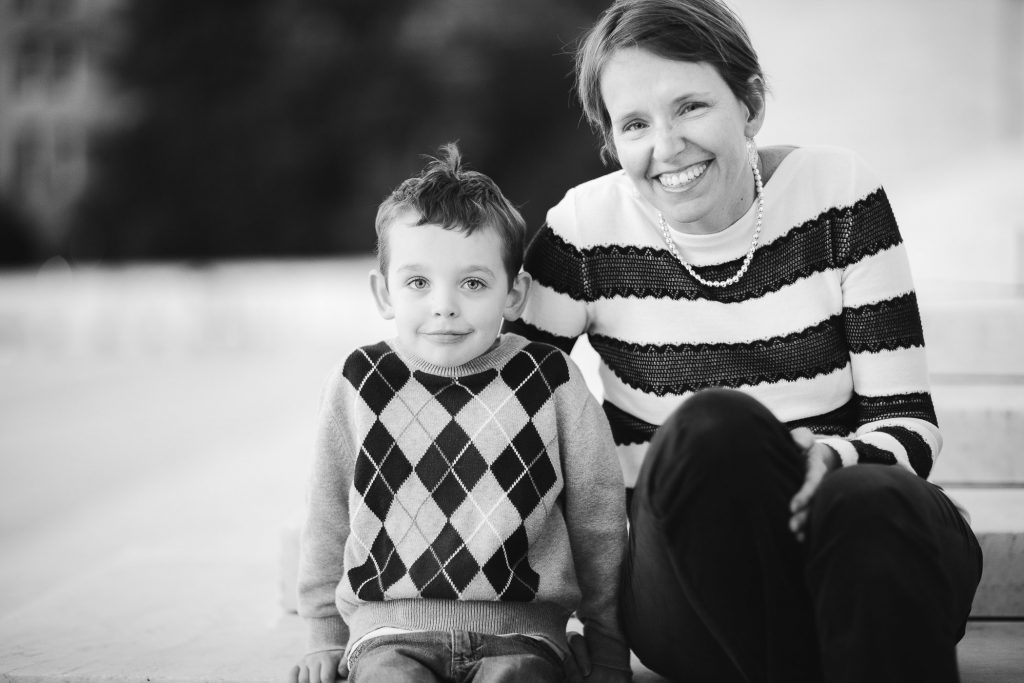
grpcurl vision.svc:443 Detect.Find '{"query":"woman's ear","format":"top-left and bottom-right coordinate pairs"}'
top-left (503, 271), bottom-right (532, 321)
top-left (743, 75), bottom-right (767, 138)
top-left (369, 269), bottom-right (395, 320)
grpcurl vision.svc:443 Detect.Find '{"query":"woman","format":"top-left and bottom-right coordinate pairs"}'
top-left (507, 1), bottom-right (982, 681)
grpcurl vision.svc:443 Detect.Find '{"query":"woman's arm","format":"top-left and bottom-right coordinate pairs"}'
top-left (820, 184), bottom-right (940, 478)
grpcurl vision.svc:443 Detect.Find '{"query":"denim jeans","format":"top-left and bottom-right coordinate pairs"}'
top-left (347, 630), bottom-right (565, 682)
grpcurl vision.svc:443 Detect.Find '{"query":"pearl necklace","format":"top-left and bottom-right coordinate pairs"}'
top-left (657, 152), bottom-right (765, 289)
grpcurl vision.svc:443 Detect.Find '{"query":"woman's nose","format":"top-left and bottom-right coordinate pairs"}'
top-left (652, 122), bottom-right (685, 163)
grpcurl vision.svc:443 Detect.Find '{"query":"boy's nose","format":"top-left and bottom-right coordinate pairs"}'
top-left (432, 294), bottom-right (459, 317)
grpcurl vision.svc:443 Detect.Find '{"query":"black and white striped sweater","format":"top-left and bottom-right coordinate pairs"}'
top-left (509, 146), bottom-right (940, 489)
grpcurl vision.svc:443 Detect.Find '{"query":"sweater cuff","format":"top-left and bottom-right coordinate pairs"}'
top-left (305, 615), bottom-right (349, 654)
top-left (817, 437), bottom-right (858, 468)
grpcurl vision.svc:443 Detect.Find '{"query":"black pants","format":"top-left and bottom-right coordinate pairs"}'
top-left (621, 389), bottom-right (983, 683)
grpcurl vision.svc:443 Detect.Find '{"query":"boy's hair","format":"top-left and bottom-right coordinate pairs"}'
top-left (576, 0), bottom-right (765, 163)
top-left (374, 143), bottom-right (526, 287)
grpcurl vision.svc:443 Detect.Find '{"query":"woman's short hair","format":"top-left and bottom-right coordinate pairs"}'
top-left (576, 0), bottom-right (765, 162)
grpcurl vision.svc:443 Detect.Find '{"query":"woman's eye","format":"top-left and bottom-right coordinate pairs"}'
top-left (678, 101), bottom-right (705, 115)
top-left (622, 120), bottom-right (647, 133)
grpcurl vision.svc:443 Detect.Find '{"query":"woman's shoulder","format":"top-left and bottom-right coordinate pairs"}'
top-left (771, 145), bottom-right (884, 206)
top-left (775, 145), bottom-right (879, 180)
top-left (546, 169), bottom-right (648, 247)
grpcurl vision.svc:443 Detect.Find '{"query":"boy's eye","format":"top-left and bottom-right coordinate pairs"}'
top-left (407, 277), bottom-right (428, 290)
top-left (463, 278), bottom-right (486, 291)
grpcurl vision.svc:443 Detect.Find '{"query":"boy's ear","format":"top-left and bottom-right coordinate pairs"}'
top-left (369, 269), bottom-right (395, 320)
top-left (503, 271), bottom-right (532, 321)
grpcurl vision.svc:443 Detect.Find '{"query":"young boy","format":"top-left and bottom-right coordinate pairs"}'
top-left (289, 144), bottom-right (630, 683)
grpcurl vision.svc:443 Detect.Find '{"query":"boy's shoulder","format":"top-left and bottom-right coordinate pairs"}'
top-left (327, 340), bottom-right (406, 394)
top-left (499, 334), bottom-right (585, 398)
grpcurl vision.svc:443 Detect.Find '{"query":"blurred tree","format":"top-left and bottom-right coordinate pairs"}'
top-left (69, 0), bottom-right (609, 261)
top-left (0, 194), bottom-right (39, 265)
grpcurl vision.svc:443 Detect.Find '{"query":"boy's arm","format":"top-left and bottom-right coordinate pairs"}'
top-left (560, 371), bottom-right (631, 675)
top-left (297, 368), bottom-right (355, 655)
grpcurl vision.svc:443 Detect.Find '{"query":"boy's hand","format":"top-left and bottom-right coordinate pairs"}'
top-left (288, 650), bottom-right (347, 683)
top-left (565, 632), bottom-right (632, 682)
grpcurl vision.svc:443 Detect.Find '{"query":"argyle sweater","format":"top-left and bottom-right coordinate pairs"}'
top-left (297, 333), bottom-right (628, 670)
top-left (507, 146), bottom-right (941, 489)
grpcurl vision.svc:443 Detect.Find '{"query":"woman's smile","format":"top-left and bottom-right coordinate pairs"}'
top-left (655, 160), bottom-right (711, 191)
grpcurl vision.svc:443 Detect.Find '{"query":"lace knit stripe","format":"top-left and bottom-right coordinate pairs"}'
top-left (843, 292), bottom-right (925, 353)
top-left (505, 319), bottom-right (576, 355)
top-left (525, 188), bottom-right (900, 305)
top-left (589, 316), bottom-right (849, 395)
top-left (858, 392), bottom-right (937, 424)
top-left (876, 425), bottom-right (933, 477)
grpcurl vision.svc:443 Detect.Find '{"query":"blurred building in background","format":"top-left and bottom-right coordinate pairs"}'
top-left (0, 0), bottom-right (121, 262)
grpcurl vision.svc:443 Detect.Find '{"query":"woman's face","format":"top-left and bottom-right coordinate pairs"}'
top-left (600, 47), bottom-right (763, 235)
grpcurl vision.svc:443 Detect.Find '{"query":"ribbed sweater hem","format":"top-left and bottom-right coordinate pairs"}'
top-left (344, 599), bottom-right (571, 658)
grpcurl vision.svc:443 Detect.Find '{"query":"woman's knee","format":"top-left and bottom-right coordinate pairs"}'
top-left (808, 465), bottom-right (930, 550)
top-left (640, 389), bottom-right (790, 512)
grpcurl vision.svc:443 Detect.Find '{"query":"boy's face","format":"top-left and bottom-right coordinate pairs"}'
top-left (370, 212), bottom-right (530, 368)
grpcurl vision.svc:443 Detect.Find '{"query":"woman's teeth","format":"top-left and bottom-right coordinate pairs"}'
top-left (658, 161), bottom-right (709, 188)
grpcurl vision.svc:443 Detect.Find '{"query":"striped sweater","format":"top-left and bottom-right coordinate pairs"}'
top-left (508, 146), bottom-right (940, 489)
top-left (297, 334), bottom-right (628, 669)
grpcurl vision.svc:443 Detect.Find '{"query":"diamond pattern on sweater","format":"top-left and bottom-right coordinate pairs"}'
top-left (344, 342), bottom-right (411, 413)
top-left (345, 342), bottom-right (571, 602)
top-left (409, 521), bottom-right (481, 599)
top-left (483, 526), bottom-right (539, 601)
top-left (492, 422), bottom-right (557, 519)
top-left (353, 419), bottom-right (414, 520)
top-left (415, 421), bottom-right (488, 516)
top-left (348, 526), bottom-right (407, 601)
top-left (502, 347), bottom-right (571, 416)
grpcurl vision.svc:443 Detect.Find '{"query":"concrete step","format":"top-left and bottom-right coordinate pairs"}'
top-left (918, 282), bottom-right (1024, 378)
top-left (946, 487), bottom-right (1024, 619)
top-left (930, 383), bottom-right (1024, 485)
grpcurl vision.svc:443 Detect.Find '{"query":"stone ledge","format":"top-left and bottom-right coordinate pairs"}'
top-left (946, 487), bottom-right (1024, 619)
top-left (930, 384), bottom-right (1024, 485)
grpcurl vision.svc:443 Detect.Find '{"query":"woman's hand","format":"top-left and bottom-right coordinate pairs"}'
top-left (288, 650), bottom-right (347, 683)
top-left (788, 427), bottom-right (840, 542)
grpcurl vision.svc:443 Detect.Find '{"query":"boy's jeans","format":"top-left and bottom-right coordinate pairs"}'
top-left (347, 630), bottom-right (564, 682)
